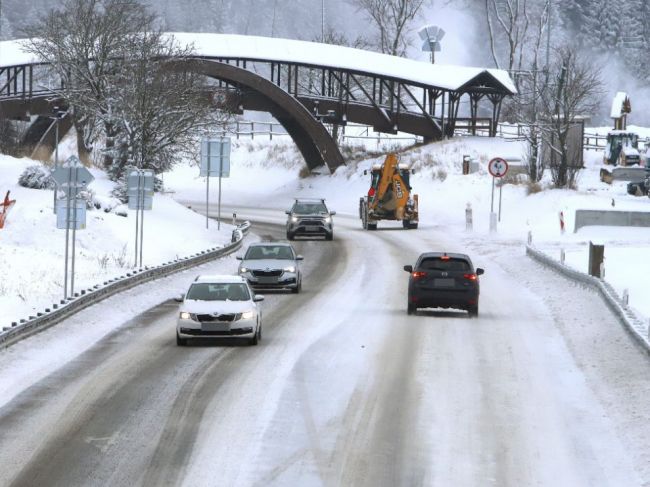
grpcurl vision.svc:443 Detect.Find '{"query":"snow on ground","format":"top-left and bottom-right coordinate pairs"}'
top-left (0, 141), bottom-right (235, 326)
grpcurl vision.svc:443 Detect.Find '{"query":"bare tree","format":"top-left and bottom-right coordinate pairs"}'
top-left (22, 0), bottom-right (225, 179)
top-left (484, 0), bottom-right (532, 72)
top-left (105, 35), bottom-right (230, 177)
top-left (352, 0), bottom-right (426, 56)
top-left (538, 47), bottom-right (602, 188)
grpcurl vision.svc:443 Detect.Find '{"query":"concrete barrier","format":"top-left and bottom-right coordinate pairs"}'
top-left (574, 209), bottom-right (650, 232)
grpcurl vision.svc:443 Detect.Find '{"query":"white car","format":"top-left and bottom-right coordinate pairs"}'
top-left (176, 275), bottom-right (264, 346)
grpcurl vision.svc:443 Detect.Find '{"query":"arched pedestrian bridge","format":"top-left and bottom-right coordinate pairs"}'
top-left (0, 33), bottom-right (516, 172)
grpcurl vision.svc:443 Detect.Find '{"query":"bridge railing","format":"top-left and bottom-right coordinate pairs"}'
top-left (225, 120), bottom-right (422, 146)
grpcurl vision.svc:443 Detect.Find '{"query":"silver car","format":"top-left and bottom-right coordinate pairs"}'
top-left (237, 242), bottom-right (303, 293)
top-left (176, 275), bottom-right (263, 346)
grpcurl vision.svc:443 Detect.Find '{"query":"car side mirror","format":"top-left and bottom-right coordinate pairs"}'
top-left (296, 255), bottom-right (304, 260)
top-left (329, 211), bottom-right (336, 216)
top-left (253, 295), bottom-right (265, 302)
top-left (174, 294), bottom-right (184, 303)
top-left (285, 210), bottom-right (291, 215)
top-left (403, 265), bottom-right (413, 273)
top-left (363, 169), bottom-right (368, 175)
top-left (476, 268), bottom-right (484, 276)
top-left (236, 255), bottom-right (243, 260)
top-left (411, 169), bottom-right (416, 174)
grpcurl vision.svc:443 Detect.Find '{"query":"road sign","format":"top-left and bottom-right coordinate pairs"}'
top-left (56, 199), bottom-right (86, 230)
top-left (488, 157), bottom-right (509, 178)
top-left (50, 156), bottom-right (94, 189)
top-left (200, 137), bottom-right (231, 177)
top-left (127, 169), bottom-right (155, 210)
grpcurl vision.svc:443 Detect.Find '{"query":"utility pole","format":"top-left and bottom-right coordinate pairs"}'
top-left (321, 0), bottom-right (325, 42)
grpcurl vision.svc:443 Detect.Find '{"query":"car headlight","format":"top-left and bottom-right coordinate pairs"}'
top-left (284, 266), bottom-right (296, 273)
top-left (291, 216), bottom-right (298, 222)
top-left (324, 216), bottom-right (332, 223)
top-left (239, 267), bottom-right (248, 273)
top-left (179, 311), bottom-right (192, 320)
top-left (241, 310), bottom-right (255, 320)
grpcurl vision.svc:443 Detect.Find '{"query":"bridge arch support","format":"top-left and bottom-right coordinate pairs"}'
top-left (169, 58), bottom-right (345, 173)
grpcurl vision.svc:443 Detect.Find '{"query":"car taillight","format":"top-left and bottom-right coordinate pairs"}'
top-left (412, 271), bottom-right (427, 279)
top-left (464, 273), bottom-right (477, 281)
top-left (368, 187), bottom-right (376, 197)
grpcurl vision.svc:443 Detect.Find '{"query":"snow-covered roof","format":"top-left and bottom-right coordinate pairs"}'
top-left (0, 33), bottom-right (517, 94)
top-left (610, 91), bottom-right (628, 119)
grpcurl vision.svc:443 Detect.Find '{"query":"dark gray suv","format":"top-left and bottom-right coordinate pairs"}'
top-left (285, 198), bottom-right (335, 240)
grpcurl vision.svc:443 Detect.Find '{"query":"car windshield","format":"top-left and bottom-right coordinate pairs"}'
top-left (293, 202), bottom-right (328, 214)
top-left (244, 245), bottom-right (294, 260)
top-left (419, 257), bottom-right (470, 271)
top-left (186, 283), bottom-right (251, 301)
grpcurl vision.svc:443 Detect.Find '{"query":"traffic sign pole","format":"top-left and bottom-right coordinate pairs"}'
top-left (139, 173), bottom-right (145, 267)
top-left (218, 137), bottom-right (224, 230)
top-left (487, 157), bottom-right (509, 233)
top-left (206, 142), bottom-right (211, 230)
top-left (71, 164), bottom-right (79, 297)
top-left (64, 166), bottom-right (71, 299)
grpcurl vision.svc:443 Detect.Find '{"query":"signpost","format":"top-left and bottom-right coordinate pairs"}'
top-left (127, 168), bottom-right (154, 268)
top-left (487, 157), bottom-right (508, 232)
top-left (201, 137), bottom-right (231, 230)
top-left (50, 156), bottom-right (94, 299)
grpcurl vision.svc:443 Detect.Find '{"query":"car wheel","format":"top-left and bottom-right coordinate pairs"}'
top-left (410, 222), bottom-right (418, 230)
top-left (286, 232), bottom-right (294, 240)
top-left (402, 220), bottom-right (410, 229)
top-left (176, 333), bottom-right (187, 346)
top-left (326, 231), bottom-right (333, 241)
top-left (249, 326), bottom-right (260, 345)
top-left (368, 222), bottom-right (377, 231)
top-left (407, 303), bottom-right (416, 315)
top-left (468, 305), bottom-right (479, 317)
top-left (291, 283), bottom-right (301, 294)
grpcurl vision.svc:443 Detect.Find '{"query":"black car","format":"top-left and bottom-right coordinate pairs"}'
top-left (403, 252), bottom-right (484, 316)
top-left (285, 198), bottom-right (336, 240)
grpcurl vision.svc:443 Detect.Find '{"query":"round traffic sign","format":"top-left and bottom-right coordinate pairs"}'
top-left (488, 157), bottom-right (509, 178)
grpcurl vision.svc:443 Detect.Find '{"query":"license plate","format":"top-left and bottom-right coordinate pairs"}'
top-left (306, 225), bottom-right (319, 231)
top-left (258, 277), bottom-right (277, 284)
top-left (433, 278), bottom-right (455, 287)
top-left (201, 323), bottom-right (229, 332)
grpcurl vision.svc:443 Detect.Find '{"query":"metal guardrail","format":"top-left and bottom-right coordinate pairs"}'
top-left (526, 244), bottom-right (650, 355)
top-left (0, 221), bottom-right (252, 349)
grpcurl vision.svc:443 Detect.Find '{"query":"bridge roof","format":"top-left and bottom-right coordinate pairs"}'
top-left (0, 33), bottom-right (516, 95)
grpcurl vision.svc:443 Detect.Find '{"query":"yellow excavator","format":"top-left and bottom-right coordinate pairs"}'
top-left (359, 153), bottom-right (418, 230)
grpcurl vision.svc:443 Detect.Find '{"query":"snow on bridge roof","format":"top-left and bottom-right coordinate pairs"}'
top-left (0, 33), bottom-right (516, 94)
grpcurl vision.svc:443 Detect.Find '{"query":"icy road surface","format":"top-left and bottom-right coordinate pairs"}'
top-left (0, 209), bottom-right (649, 486)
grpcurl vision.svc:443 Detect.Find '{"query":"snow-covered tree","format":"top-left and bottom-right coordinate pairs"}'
top-left (23, 0), bottom-right (227, 179)
top-left (538, 48), bottom-right (603, 188)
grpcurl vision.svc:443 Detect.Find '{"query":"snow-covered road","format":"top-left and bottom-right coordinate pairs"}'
top-left (0, 208), bottom-right (649, 486)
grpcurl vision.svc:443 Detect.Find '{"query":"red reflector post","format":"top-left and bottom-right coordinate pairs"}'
top-left (463, 273), bottom-right (477, 281)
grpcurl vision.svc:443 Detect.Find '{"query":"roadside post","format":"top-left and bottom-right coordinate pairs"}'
top-left (201, 136), bottom-right (231, 230)
top-left (488, 157), bottom-right (508, 232)
top-left (588, 241), bottom-right (605, 278)
top-left (465, 202), bottom-right (473, 231)
top-left (50, 156), bottom-right (94, 299)
top-left (127, 168), bottom-right (154, 268)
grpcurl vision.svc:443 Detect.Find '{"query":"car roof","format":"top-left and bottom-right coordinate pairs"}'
top-left (294, 197), bottom-right (326, 202)
top-left (417, 252), bottom-right (471, 261)
top-left (193, 274), bottom-right (247, 283)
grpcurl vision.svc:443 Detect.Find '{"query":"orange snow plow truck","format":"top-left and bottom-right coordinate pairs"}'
top-left (359, 153), bottom-right (418, 230)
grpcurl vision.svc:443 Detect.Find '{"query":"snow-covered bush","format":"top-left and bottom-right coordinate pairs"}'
top-left (18, 165), bottom-right (55, 190)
